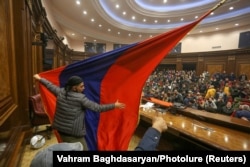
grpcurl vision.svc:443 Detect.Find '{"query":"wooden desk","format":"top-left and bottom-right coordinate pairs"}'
top-left (177, 107), bottom-right (250, 133)
top-left (140, 108), bottom-right (250, 150)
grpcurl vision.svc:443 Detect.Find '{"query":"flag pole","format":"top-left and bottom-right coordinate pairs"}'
top-left (211, 0), bottom-right (227, 12)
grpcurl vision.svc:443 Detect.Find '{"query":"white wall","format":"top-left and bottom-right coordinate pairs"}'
top-left (71, 26), bottom-right (250, 53)
top-left (181, 25), bottom-right (250, 53)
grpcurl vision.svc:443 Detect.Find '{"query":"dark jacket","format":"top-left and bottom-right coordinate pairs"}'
top-left (40, 78), bottom-right (115, 137)
top-left (135, 127), bottom-right (161, 151)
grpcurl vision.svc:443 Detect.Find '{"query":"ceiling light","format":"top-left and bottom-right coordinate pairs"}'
top-left (71, 33), bottom-right (75, 36)
top-left (116, 4), bottom-right (120, 9)
top-left (235, 23), bottom-right (239, 26)
top-left (180, 18), bottom-right (184, 21)
top-left (76, 0), bottom-right (80, 5)
top-left (108, 28), bottom-right (111, 32)
top-left (117, 32), bottom-right (120, 35)
top-left (163, 0), bottom-right (168, 4)
top-left (195, 16), bottom-right (198, 19)
top-left (91, 18), bottom-right (95, 22)
top-left (216, 27), bottom-right (219, 30)
top-left (210, 12), bottom-right (214, 15)
top-left (98, 24), bottom-right (102, 27)
top-left (132, 16), bottom-right (136, 20)
top-left (128, 33), bottom-right (131, 36)
top-left (154, 20), bottom-right (158, 23)
top-left (229, 7), bottom-right (234, 10)
top-left (143, 19), bottom-right (146, 22)
top-left (122, 11), bottom-right (126, 15)
top-left (83, 11), bottom-right (87, 15)
top-left (167, 19), bottom-right (170, 23)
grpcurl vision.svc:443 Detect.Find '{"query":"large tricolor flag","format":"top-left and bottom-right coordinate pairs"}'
top-left (38, 0), bottom-right (226, 150)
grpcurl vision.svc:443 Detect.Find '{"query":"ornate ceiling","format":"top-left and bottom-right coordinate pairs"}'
top-left (44, 0), bottom-right (250, 45)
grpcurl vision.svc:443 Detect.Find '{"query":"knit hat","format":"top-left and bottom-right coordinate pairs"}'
top-left (66, 76), bottom-right (83, 87)
top-left (30, 142), bottom-right (83, 167)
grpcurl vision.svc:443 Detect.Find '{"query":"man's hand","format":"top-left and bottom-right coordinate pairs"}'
top-left (152, 116), bottom-right (168, 133)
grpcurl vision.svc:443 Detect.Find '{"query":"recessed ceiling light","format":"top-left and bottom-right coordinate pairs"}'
top-left (154, 20), bottom-right (158, 23)
top-left (91, 18), bottom-right (95, 22)
top-left (195, 16), bottom-right (198, 19)
top-left (72, 33), bottom-right (75, 36)
top-left (229, 7), bottom-right (234, 10)
top-left (123, 11), bottom-right (126, 15)
top-left (216, 27), bottom-right (219, 30)
top-left (98, 24), bottom-right (102, 27)
top-left (117, 32), bottom-right (120, 35)
top-left (167, 19), bottom-right (171, 23)
top-left (83, 11), bottom-right (87, 15)
top-left (116, 4), bottom-right (120, 8)
top-left (163, 0), bottom-right (168, 4)
top-left (108, 28), bottom-right (111, 32)
top-left (180, 18), bottom-right (184, 21)
top-left (128, 33), bottom-right (131, 36)
top-left (235, 23), bottom-right (239, 26)
top-left (210, 12), bottom-right (214, 15)
top-left (199, 30), bottom-right (203, 33)
top-left (143, 19), bottom-right (146, 22)
top-left (132, 16), bottom-right (136, 20)
top-left (76, 0), bottom-right (80, 5)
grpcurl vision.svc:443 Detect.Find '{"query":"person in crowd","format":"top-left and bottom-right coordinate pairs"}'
top-left (183, 92), bottom-right (195, 108)
top-left (223, 83), bottom-right (231, 98)
top-left (215, 96), bottom-right (226, 113)
top-left (33, 74), bottom-right (125, 150)
top-left (234, 105), bottom-right (250, 121)
top-left (221, 101), bottom-right (234, 116)
top-left (230, 84), bottom-right (241, 101)
top-left (204, 97), bottom-right (217, 113)
top-left (239, 73), bottom-right (248, 82)
top-left (215, 88), bottom-right (227, 102)
top-left (231, 97), bottom-right (241, 111)
top-left (169, 89), bottom-right (183, 103)
top-left (194, 93), bottom-right (205, 110)
top-left (204, 85), bottom-right (216, 100)
top-left (228, 72), bottom-right (236, 81)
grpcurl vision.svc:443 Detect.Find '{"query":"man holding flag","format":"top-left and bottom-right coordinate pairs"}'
top-left (34, 74), bottom-right (125, 150)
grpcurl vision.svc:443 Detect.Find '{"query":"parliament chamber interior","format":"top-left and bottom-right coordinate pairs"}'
top-left (0, 0), bottom-right (250, 166)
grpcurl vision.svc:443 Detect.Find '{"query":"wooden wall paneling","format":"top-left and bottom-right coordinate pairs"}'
top-left (237, 63), bottom-right (250, 80)
top-left (0, 0), bottom-right (18, 127)
top-left (234, 49), bottom-right (250, 79)
top-left (206, 64), bottom-right (225, 77)
top-left (227, 56), bottom-right (236, 74)
top-left (197, 57), bottom-right (204, 75)
top-left (176, 58), bottom-right (182, 71)
top-left (0, 0), bottom-right (32, 166)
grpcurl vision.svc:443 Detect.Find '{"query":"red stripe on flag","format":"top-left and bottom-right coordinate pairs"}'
top-left (97, 11), bottom-right (212, 150)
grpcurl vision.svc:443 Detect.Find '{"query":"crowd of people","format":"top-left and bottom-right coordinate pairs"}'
top-left (143, 69), bottom-right (250, 121)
